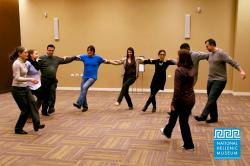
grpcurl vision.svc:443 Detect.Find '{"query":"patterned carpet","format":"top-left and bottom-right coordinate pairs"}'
top-left (0, 91), bottom-right (249, 166)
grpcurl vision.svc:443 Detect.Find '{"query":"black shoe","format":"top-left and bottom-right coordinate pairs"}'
top-left (160, 128), bottom-right (171, 139)
top-left (152, 108), bottom-right (156, 113)
top-left (141, 106), bottom-right (147, 112)
top-left (194, 115), bottom-right (207, 121)
top-left (15, 129), bottom-right (28, 134)
top-left (128, 107), bottom-right (133, 110)
top-left (206, 119), bottom-right (218, 123)
top-left (34, 124), bottom-right (45, 131)
top-left (48, 108), bottom-right (55, 114)
top-left (42, 112), bottom-right (50, 116)
top-left (73, 103), bottom-right (81, 109)
top-left (82, 107), bottom-right (88, 112)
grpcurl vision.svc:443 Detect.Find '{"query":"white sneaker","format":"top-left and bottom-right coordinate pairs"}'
top-left (115, 102), bottom-right (120, 106)
top-left (160, 128), bottom-right (170, 139)
top-left (160, 128), bottom-right (164, 135)
top-left (180, 146), bottom-right (195, 151)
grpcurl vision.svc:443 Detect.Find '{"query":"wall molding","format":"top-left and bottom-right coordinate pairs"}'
top-left (232, 92), bottom-right (250, 96)
top-left (57, 87), bottom-right (248, 95)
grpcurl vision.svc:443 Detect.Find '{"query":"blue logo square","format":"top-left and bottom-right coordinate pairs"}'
top-left (214, 128), bottom-right (240, 160)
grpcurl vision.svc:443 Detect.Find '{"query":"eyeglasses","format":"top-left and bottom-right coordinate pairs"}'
top-left (159, 54), bottom-right (165, 56)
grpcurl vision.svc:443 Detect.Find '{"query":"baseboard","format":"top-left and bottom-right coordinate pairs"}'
top-left (194, 89), bottom-right (232, 94)
top-left (57, 87), bottom-right (248, 95)
top-left (57, 87), bottom-right (171, 92)
top-left (232, 92), bottom-right (250, 96)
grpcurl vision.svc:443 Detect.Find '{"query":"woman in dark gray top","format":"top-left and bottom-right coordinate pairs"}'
top-left (161, 49), bottom-right (195, 150)
top-left (114, 47), bottom-right (143, 109)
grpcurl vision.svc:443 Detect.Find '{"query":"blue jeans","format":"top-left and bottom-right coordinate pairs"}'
top-left (76, 78), bottom-right (96, 108)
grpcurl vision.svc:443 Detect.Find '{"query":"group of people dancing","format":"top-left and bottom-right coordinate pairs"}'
top-left (9, 38), bottom-right (246, 151)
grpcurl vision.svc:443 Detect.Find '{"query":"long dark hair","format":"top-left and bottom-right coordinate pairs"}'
top-left (126, 47), bottom-right (135, 63)
top-left (9, 46), bottom-right (26, 61)
top-left (177, 49), bottom-right (193, 68)
top-left (28, 49), bottom-right (35, 60)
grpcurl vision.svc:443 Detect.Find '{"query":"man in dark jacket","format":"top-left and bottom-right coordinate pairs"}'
top-left (38, 44), bottom-right (76, 116)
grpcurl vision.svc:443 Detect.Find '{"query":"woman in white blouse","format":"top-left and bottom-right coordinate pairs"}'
top-left (9, 46), bottom-right (45, 134)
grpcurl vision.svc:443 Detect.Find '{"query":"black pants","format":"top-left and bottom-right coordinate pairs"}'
top-left (163, 106), bottom-right (194, 149)
top-left (41, 81), bottom-right (57, 114)
top-left (201, 80), bottom-right (227, 120)
top-left (143, 87), bottom-right (160, 109)
top-left (11, 86), bottom-right (41, 130)
top-left (31, 87), bottom-right (43, 110)
top-left (117, 76), bottom-right (136, 107)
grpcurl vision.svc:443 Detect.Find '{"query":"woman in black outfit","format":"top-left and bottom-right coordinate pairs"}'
top-left (160, 49), bottom-right (195, 151)
top-left (141, 49), bottom-right (176, 112)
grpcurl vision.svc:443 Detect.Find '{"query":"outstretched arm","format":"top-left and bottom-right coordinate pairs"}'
top-left (143, 59), bottom-right (157, 64)
top-left (59, 55), bottom-right (78, 64)
top-left (222, 52), bottom-right (246, 79)
top-left (136, 56), bottom-right (145, 64)
top-left (239, 67), bottom-right (246, 79)
top-left (103, 59), bottom-right (121, 65)
top-left (166, 59), bottom-right (177, 65)
top-left (75, 55), bottom-right (81, 61)
top-left (105, 58), bottom-right (125, 65)
top-left (196, 52), bottom-right (209, 60)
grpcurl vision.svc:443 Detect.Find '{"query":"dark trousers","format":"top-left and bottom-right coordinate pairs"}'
top-left (143, 87), bottom-right (160, 109)
top-left (41, 81), bottom-right (57, 114)
top-left (163, 106), bottom-right (194, 149)
top-left (31, 87), bottom-right (43, 110)
top-left (11, 86), bottom-right (41, 130)
top-left (201, 80), bottom-right (227, 120)
top-left (117, 76), bottom-right (136, 107)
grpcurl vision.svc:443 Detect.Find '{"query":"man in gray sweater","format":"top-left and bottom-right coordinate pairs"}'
top-left (195, 39), bottom-right (246, 123)
top-left (38, 44), bottom-right (76, 116)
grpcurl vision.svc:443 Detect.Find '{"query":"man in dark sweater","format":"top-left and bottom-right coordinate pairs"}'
top-left (167, 43), bottom-right (208, 116)
top-left (195, 39), bottom-right (246, 123)
top-left (179, 43), bottom-right (209, 85)
top-left (38, 44), bottom-right (76, 116)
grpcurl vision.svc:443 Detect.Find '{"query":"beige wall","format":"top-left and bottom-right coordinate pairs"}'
top-left (19, 0), bottom-right (248, 91)
top-left (233, 0), bottom-right (250, 92)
